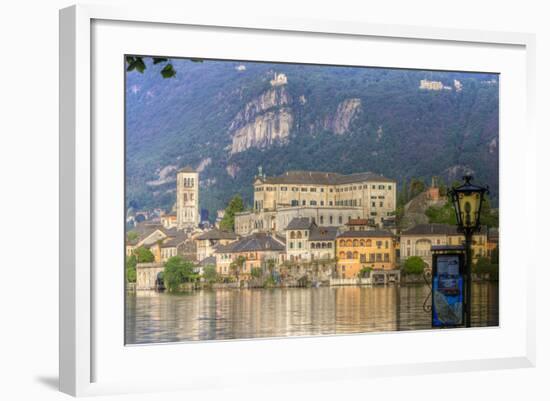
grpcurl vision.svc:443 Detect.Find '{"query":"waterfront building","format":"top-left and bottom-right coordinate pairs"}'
top-left (336, 230), bottom-right (397, 278)
top-left (308, 225), bottom-right (338, 261)
top-left (400, 223), bottom-right (489, 267)
top-left (194, 228), bottom-right (239, 262)
top-left (283, 217), bottom-right (338, 262)
top-left (235, 169), bottom-right (396, 235)
top-left (214, 232), bottom-right (286, 278)
top-left (284, 217), bottom-right (313, 262)
top-left (126, 223), bottom-right (198, 262)
top-left (176, 166), bottom-right (199, 230)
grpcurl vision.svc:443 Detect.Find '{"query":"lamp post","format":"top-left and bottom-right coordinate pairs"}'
top-left (448, 175), bottom-right (489, 327)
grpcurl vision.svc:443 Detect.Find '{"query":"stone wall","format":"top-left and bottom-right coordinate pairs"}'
top-left (136, 262), bottom-right (164, 290)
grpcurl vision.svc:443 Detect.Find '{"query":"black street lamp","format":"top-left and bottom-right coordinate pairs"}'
top-left (448, 175), bottom-right (489, 327)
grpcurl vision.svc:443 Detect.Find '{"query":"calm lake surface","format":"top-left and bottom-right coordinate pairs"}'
top-left (125, 282), bottom-right (498, 344)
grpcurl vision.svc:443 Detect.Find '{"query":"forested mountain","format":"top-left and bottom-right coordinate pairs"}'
top-left (125, 58), bottom-right (499, 218)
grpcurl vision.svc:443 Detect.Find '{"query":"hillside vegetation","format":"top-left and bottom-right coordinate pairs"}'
top-left (126, 58), bottom-right (499, 218)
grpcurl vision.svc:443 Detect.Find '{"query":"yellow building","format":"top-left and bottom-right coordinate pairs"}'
top-left (336, 230), bottom-right (397, 278)
top-left (400, 224), bottom-right (490, 267)
top-left (214, 233), bottom-right (285, 278)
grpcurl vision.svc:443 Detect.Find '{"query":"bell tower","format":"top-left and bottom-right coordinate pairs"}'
top-left (176, 166), bottom-right (199, 230)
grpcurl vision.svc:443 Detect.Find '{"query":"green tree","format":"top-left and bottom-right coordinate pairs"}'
top-left (202, 264), bottom-right (218, 283)
top-left (127, 231), bottom-right (139, 242)
top-left (425, 201), bottom-right (457, 225)
top-left (125, 254), bottom-right (137, 283)
top-left (163, 256), bottom-right (197, 292)
top-left (426, 195), bottom-right (498, 228)
top-left (359, 266), bottom-right (372, 278)
top-left (250, 267), bottom-right (262, 278)
top-left (403, 256), bottom-right (425, 275)
top-left (266, 259), bottom-right (276, 276)
top-left (473, 256), bottom-right (498, 280)
top-left (229, 255), bottom-right (246, 280)
top-left (220, 195), bottom-right (245, 231)
top-left (409, 178), bottom-right (426, 200)
top-left (134, 246), bottom-right (155, 263)
top-left (479, 195), bottom-right (499, 227)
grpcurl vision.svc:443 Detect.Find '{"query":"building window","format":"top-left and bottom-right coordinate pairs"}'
top-left (376, 253), bottom-right (382, 262)
top-left (310, 188), bottom-right (316, 192)
top-left (388, 185), bottom-right (392, 190)
top-left (310, 200), bottom-right (317, 206)
top-left (329, 201), bottom-right (333, 206)
top-left (298, 242), bottom-right (302, 249)
top-left (339, 240), bottom-right (346, 247)
top-left (302, 200), bottom-right (306, 206)
top-left (385, 241), bottom-right (389, 248)
top-left (320, 201), bottom-right (324, 206)
top-left (376, 241), bottom-right (382, 249)
top-left (372, 202), bottom-right (376, 207)
top-left (360, 254), bottom-right (366, 263)
top-left (353, 239), bottom-right (358, 247)
top-left (379, 201), bottom-right (384, 207)
top-left (346, 251), bottom-right (353, 259)
top-left (339, 216), bottom-right (343, 224)
top-left (281, 186), bottom-right (287, 191)
top-left (384, 253), bottom-right (390, 262)
top-left (320, 216), bottom-right (324, 224)
top-left (301, 188), bottom-right (307, 192)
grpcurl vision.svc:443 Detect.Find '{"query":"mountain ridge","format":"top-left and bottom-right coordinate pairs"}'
top-left (125, 59), bottom-right (499, 218)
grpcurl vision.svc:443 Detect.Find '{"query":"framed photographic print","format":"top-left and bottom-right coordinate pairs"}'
top-left (59, 4), bottom-right (536, 397)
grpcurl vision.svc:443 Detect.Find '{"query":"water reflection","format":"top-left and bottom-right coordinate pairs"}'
top-left (125, 283), bottom-right (499, 344)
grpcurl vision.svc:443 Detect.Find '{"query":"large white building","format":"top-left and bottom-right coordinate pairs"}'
top-left (176, 166), bottom-right (199, 230)
top-left (235, 170), bottom-right (396, 235)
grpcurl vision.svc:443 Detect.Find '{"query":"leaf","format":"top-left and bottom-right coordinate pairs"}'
top-left (152, 57), bottom-right (168, 64)
top-left (134, 57), bottom-right (146, 73)
top-left (161, 64), bottom-right (176, 78)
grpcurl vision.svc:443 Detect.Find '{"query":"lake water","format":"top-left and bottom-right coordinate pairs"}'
top-left (125, 282), bottom-right (499, 344)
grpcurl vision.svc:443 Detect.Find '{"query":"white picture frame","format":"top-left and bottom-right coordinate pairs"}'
top-left (59, 4), bottom-right (536, 397)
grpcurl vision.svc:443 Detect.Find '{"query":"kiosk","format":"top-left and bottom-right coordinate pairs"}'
top-left (431, 245), bottom-right (466, 328)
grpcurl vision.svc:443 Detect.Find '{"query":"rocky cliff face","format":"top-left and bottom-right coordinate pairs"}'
top-left (229, 86), bottom-right (293, 154)
top-left (230, 108), bottom-right (293, 154)
top-left (323, 98), bottom-right (361, 135)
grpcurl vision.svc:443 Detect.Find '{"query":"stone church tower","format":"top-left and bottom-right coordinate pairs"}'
top-left (176, 166), bottom-right (199, 230)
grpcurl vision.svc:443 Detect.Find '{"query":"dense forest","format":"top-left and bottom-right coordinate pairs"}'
top-left (125, 58), bottom-right (499, 219)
